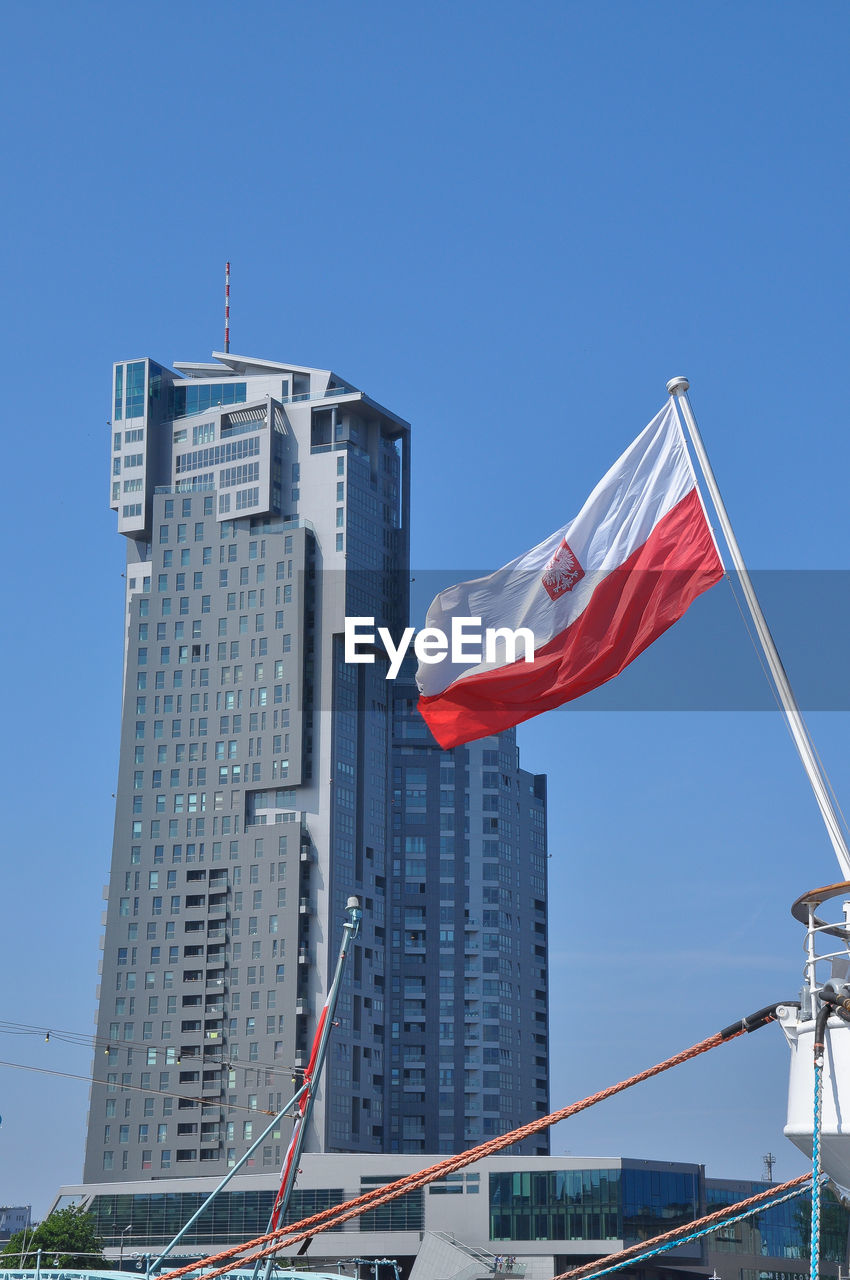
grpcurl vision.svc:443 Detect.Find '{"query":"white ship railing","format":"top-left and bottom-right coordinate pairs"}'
top-left (791, 881), bottom-right (850, 1003)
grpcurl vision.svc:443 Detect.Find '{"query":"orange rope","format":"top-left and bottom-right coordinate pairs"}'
top-left (553, 1172), bottom-right (812, 1280)
top-left (157, 1026), bottom-right (746, 1280)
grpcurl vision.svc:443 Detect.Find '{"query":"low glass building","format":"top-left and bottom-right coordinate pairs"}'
top-left (55, 1153), bottom-right (847, 1279)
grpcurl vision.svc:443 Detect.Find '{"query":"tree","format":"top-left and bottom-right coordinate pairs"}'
top-left (1, 1205), bottom-right (106, 1270)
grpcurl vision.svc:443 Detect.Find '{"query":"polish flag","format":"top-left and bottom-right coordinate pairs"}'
top-left (416, 402), bottom-right (724, 749)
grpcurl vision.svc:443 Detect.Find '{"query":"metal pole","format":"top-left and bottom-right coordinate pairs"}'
top-left (120, 1224), bottom-right (131, 1271)
top-left (258, 897), bottom-right (363, 1280)
top-left (36, 1246), bottom-right (41, 1280)
top-left (147, 1081), bottom-right (308, 1275)
top-left (667, 377), bottom-right (850, 882)
top-left (225, 263), bottom-right (231, 354)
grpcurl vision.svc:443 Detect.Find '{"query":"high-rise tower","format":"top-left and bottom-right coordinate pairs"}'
top-left (388, 661), bottom-right (549, 1156)
top-left (86, 348), bottom-right (550, 1189)
top-left (86, 352), bottom-right (410, 1180)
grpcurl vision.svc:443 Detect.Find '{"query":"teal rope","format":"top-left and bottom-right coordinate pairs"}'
top-left (811, 1054), bottom-right (823, 1280)
top-left (568, 1184), bottom-right (812, 1280)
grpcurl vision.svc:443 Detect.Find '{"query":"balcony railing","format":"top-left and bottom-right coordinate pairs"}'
top-left (154, 482), bottom-right (216, 494)
top-left (280, 385), bottom-right (356, 404)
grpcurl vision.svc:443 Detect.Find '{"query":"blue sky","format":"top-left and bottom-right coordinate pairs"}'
top-left (2, 0), bottom-right (849, 1216)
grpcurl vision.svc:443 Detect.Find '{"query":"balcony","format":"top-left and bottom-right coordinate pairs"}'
top-left (298, 948), bottom-right (313, 966)
top-left (295, 998), bottom-right (312, 1017)
top-left (154, 482), bottom-right (216, 495)
top-left (281, 384), bottom-right (355, 404)
top-left (299, 897), bottom-right (316, 916)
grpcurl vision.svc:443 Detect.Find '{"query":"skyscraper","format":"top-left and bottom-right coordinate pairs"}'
top-left (388, 662), bottom-right (549, 1156)
top-left (87, 351), bottom-right (409, 1181)
top-left (86, 348), bottom-right (547, 1185)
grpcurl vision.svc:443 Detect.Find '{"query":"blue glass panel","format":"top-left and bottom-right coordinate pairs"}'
top-left (621, 1167), bottom-right (699, 1244)
top-left (490, 1168), bottom-right (621, 1241)
top-left (706, 1181), bottom-right (848, 1264)
top-left (114, 364), bottom-right (124, 421)
top-left (172, 382), bottom-right (247, 418)
top-left (125, 361), bottom-right (147, 420)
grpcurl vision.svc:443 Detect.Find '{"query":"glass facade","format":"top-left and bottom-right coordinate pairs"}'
top-left (388, 665), bottom-right (549, 1157)
top-left (125, 361), bottom-right (147, 420)
top-left (706, 1181), bottom-right (848, 1265)
top-left (172, 381), bottom-right (247, 418)
top-left (358, 1178), bottom-right (424, 1232)
top-left (490, 1168), bottom-right (620, 1242)
top-left (87, 1189), bottom-right (277, 1246)
top-left (114, 364), bottom-right (123, 421)
top-left (86, 1182), bottom-right (421, 1245)
top-left (622, 1164), bottom-right (700, 1243)
top-left (489, 1166), bottom-right (700, 1244)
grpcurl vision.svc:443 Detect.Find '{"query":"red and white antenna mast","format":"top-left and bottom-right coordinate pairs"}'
top-left (224, 261), bottom-right (231, 353)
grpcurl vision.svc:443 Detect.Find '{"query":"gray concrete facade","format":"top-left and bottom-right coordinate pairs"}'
top-left (88, 352), bottom-right (411, 1181)
top-left (86, 348), bottom-right (549, 1186)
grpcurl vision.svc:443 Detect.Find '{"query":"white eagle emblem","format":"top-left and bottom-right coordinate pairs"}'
top-left (542, 538), bottom-right (585, 600)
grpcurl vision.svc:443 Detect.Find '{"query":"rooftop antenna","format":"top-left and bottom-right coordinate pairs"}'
top-left (224, 261), bottom-right (231, 353)
top-left (763, 1152), bottom-right (776, 1183)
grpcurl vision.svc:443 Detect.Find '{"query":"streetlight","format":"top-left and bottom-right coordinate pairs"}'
top-left (119, 1226), bottom-right (132, 1270)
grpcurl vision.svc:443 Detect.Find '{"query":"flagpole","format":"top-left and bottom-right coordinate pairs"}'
top-left (147, 1081), bottom-right (309, 1276)
top-left (254, 896), bottom-right (363, 1280)
top-left (667, 376), bottom-right (850, 882)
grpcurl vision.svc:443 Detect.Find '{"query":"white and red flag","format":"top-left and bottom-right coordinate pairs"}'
top-left (416, 402), bottom-right (724, 748)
